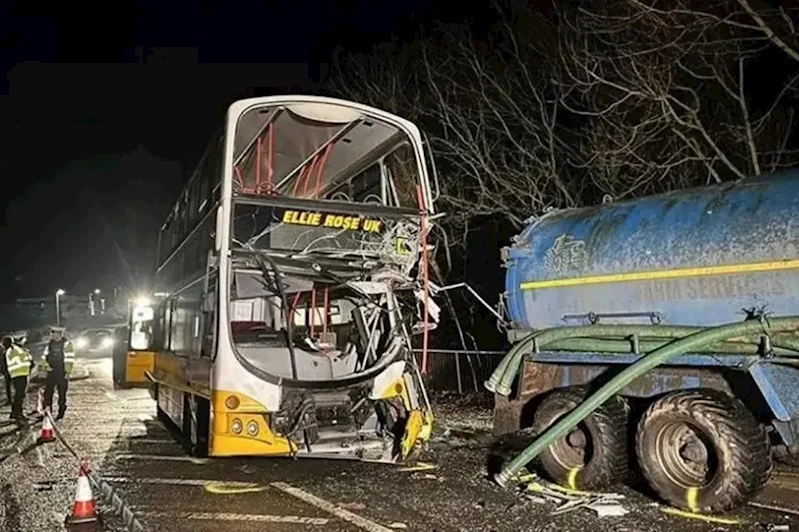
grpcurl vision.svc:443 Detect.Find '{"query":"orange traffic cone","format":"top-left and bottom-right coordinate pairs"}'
top-left (66, 463), bottom-right (98, 524)
top-left (38, 409), bottom-right (55, 443)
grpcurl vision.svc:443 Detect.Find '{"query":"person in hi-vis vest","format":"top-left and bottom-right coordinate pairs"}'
top-left (3, 331), bottom-right (32, 423)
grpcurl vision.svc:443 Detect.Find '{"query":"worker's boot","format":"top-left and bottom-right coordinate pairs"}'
top-left (56, 408), bottom-right (65, 421)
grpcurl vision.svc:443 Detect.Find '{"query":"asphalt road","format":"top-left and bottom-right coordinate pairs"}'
top-left (0, 358), bottom-right (797, 531)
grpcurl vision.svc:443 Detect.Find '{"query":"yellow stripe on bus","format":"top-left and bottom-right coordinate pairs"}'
top-left (520, 259), bottom-right (799, 291)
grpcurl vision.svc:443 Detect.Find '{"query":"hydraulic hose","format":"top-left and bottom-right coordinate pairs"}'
top-left (493, 315), bottom-right (799, 487)
top-left (544, 338), bottom-right (799, 357)
top-left (487, 325), bottom-right (799, 395)
top-left (487, 324), bottom-right (705, 396)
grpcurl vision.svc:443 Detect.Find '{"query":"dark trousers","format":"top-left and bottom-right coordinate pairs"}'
top-left (11, 376), bottom-right (27, 419)
top-left (2, 369), bottom-right (11, 404)
top-left (44, 370), bottom-right (68, 415)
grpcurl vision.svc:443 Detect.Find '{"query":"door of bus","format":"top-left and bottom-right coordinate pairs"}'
top-left (113, 301), bottom-right (156, 388)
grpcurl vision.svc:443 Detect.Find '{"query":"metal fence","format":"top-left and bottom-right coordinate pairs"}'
top-left (414, 349), bottom-right (506, 394)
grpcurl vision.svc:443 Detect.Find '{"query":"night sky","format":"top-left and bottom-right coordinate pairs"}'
top-left (0, 1), bottom-right (433, 302)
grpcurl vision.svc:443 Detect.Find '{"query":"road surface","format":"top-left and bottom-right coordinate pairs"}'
top-left (0, 357), bottom-right (797, 531)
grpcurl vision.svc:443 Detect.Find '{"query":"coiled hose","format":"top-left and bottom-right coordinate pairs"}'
top-left (494, 316), bottom-right (799, 486)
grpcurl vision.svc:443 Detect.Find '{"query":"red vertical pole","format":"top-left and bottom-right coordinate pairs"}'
top-left (290, 292), bottom-right (302, 322)
top-left (416, 186), bottom-right (430, 375)
top-left (313, 143), bottom-right (334, 199)
top-left (322, 285), bottom-right (329, 338)
top-left (302, 155), bottom-right (319, 197)
top-left (255, 137), bottom-right (262, 192)
top-left (310, 285), bottom-right (317, 337)
top-left (292, 164), bottom-right (309, 196)
top-left (266, 123), bottom-right (275, 194)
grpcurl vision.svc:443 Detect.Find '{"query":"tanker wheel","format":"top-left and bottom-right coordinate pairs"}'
top-left (531, 387), bottom-right (629, 491)
top-left (636, 388), bottom-right (772, 513)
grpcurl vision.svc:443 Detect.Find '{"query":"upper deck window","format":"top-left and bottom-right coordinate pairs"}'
top-left (232, 102), bottom-right (421, 209)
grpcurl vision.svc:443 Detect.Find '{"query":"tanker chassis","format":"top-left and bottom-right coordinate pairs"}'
top-left (490, 171), bottom-right (799, 513)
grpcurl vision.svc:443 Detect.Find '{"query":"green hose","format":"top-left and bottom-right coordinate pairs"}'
top-left (485, 324), bottom-right (705, 394)
top-left (493, 316), bottom-right (799, 487)
top-left (545, 338), bottom-right (799, 357)
top-left (487, 325), bottom-right (799, 395)
top-left (487, 325), bottom-right (707, 394)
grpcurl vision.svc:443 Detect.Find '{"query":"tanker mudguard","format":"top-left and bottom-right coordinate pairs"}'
top-left (504, 171), bottom-right (799, 331)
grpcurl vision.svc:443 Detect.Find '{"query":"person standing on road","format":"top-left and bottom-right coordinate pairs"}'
top-left (3, 332), bottom-right (32, 423)
top-left (0, 337), bottom-right (12, 406)
top-left (41, 326), bottom-right (75, 420)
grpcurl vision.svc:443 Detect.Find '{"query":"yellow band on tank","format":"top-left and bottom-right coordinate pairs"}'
top-left (520, 258), bottom-right (799, 290)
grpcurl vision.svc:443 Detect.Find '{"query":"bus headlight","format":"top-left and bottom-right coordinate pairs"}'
top-left (231, 418), bottom-right (243, 434)
top-left (76, 338), bottom-right (88, 349)
top-left (247, 421), bottom-right (259, 436)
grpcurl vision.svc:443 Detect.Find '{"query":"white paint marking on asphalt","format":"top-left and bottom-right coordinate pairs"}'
top-left (271, 482), bottom-right (393, 532)
top-left (115, 454), bottom-right (209, 464)
top-left (127, 438), bottom-right (175, 444)
top-left (102, 477), bottom-right (257, 487)
top-left (144, 511), bottom-right (329, 525)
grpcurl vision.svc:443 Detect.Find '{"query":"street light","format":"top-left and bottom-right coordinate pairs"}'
top-left (55, 289), bottom-right (65, 327)
top-left (94, 288), bottom-right (101, 295)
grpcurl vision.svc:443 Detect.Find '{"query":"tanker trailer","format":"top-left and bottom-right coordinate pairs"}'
top-left (490, 170), bottom-right (799, 513)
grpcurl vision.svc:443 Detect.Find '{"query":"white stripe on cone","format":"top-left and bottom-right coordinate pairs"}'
top-left (39, 410), bottom-right (55, 442)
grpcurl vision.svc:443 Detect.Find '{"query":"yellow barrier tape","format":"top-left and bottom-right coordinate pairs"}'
top-left (660, 507), bottom-right (743, 525)
top-left (567, 468), bottom-right (581, 491)
top-left (397, 462), bottom-right (438, 472)
top-left (205, 482), bottom-right (267, 495)
top-left (686, 487), bottom-right (699, 513)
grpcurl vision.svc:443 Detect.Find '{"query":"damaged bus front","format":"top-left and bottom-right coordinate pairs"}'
top-left (150, 96), bottom-right (439, 462)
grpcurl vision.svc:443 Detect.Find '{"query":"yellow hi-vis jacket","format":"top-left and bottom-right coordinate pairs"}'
top-left (5, 345), bottom-right (32, 379)
top-left (40, 340), bottom-right (76, 375)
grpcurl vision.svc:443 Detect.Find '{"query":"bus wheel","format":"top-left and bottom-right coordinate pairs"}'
top-left (183, 393), bottom-right (209, 458)
top-left (531, 387), bottom-right (629, 491)
top-left (636, 388), bottom-right (771, 513)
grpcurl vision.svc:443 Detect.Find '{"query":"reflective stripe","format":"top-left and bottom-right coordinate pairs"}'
top-left (6, 346), bottom-right (31, 378)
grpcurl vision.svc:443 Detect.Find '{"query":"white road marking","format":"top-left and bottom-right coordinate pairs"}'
top-left (271, 482), bottom-right (394, 532)
top-left (143, 511), bottom-right (329, 525)
top-left (126, 438), bottom-right (175, 444)
top-left (102, 477), bottom-right (256, 487)
top-left (114, 454), bottom-right (209, 464)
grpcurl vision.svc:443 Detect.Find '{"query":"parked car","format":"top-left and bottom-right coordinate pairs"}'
top-left (74, 328), bottom-right (115, 354)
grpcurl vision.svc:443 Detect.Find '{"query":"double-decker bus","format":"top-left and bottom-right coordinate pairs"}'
top-left (140, 96), bottom-right (439, 460)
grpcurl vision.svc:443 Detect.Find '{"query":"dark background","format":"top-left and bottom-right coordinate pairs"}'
top-left (0, 0), bottom-right (441, 301)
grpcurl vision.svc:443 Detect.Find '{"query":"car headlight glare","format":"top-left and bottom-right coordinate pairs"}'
top-left (102, 337), bottom-right (114, 348)
top-left (76, 338), bottom-right (88, 349)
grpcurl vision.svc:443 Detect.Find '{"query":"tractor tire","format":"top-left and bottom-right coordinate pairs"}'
top-left (531, 387), bottom-right (629, 491)
top-left (636, 388), bottom-right (771, 513)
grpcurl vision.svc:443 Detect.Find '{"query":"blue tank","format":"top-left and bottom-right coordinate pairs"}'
top-left (504, 171), bottom-right (799, 330)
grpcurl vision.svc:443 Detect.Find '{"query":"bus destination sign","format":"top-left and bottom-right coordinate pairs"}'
top-left (279, 209), bottom-right (384, 234)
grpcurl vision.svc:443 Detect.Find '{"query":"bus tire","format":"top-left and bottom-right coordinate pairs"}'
top-left (531, 387), bottom-right (629, 491)
top-left (636, 388), bottom-right (771, 513)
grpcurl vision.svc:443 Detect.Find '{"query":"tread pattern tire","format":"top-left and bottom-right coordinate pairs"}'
top-left (531, 387), bottom-right (629, 491)
top-left (636, 388), bottom-right (772, 513)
